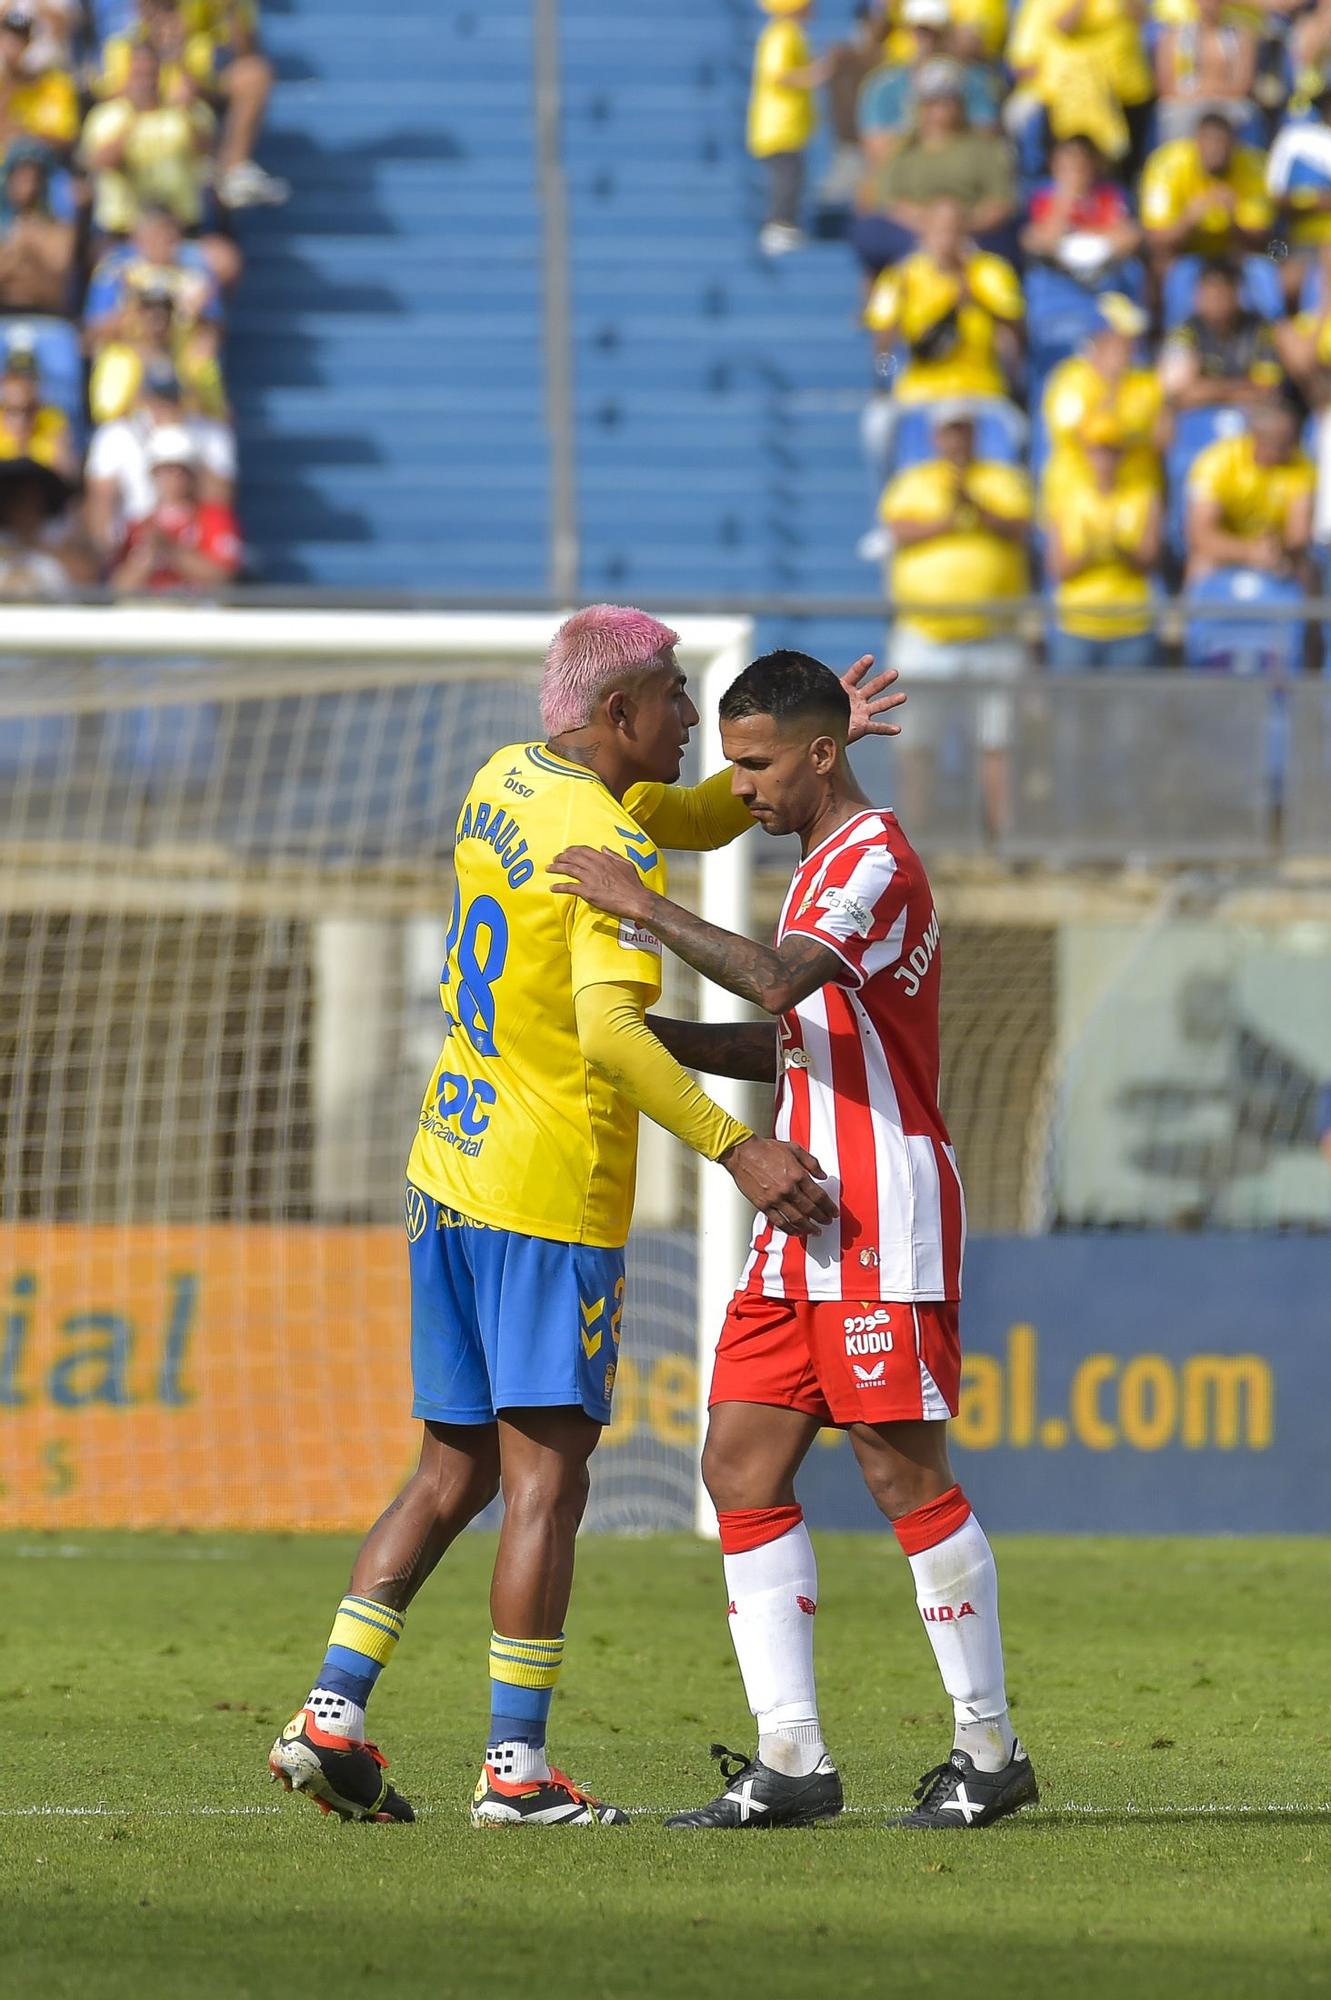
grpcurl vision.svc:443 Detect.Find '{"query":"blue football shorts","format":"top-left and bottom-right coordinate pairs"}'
top-left (404, 1182), bottom-right (626, 1426)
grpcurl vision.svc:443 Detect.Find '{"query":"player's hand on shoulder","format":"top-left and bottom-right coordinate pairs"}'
top-left (720, 1137), bottom-right (838, 1236)
top-left (549, 844), bottom-right (652, 920)
top-left (841, 653), bottom-right (906, 741)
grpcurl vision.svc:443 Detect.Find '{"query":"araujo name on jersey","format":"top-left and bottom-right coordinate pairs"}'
top-left (455, 800), bottom-right (534, 888)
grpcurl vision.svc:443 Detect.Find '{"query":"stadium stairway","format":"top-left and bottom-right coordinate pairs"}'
top-left (231, 0), bottom-right (877, 652)
top-left (563, 0), bottom-right (869, 653)
top-left (229, 0), bottom-right (549, 591)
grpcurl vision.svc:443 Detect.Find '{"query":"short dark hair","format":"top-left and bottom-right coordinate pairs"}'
top-left (1197, 110), bottom-right (1232, 136)
top-left (1197, 258), bottom-right (1240, 286)
top-left (719, 650), bottom-right (851, 732)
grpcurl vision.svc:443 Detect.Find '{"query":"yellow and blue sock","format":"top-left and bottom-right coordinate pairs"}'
top-left (306, 1594), bottom-right (405, 1739)
top-left (486, 1631), bottom-right (564, 1783)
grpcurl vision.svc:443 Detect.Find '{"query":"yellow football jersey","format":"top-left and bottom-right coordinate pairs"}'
top-left (407, 742), bottom-right (678, 1250)
top-left (747, 21), bottom-right (817, 159)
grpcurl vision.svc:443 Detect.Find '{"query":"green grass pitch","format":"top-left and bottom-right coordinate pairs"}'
top-left (5, 1531), bottom-right (1330, 1999)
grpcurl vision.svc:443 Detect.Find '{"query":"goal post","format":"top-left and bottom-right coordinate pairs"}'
top-left (694, 632), bottom-right (761, 1537)
top-left (0, 605), bottom-right (753, 1538)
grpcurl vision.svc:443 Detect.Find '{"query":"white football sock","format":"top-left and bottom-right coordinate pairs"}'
top-left (305, 1687), bottom-right (366, 1741)
top-left (486, 1739), bottom-right (551, 1784)
top-left (723, 1520), bottom-right (828, 1779)
top-left (905, 1514), bottom-right (1016, 1774)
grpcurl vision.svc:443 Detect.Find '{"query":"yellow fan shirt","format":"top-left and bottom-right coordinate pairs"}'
top-left (1186, 433), bottom-right (1315, 539)
top-left (1042, 358), bottom-right (1164, 503)
top-left (864, 250), bottom-right (1024, 403)
top-left (407, 746), bottom-right (753, 1249)
top-left (1008, 0), bottom-right (1151, 156)
top-left (1139, 137), bottom-right (1274, 248)
top-left (8, 69), bottom-right (79, 149)
top-left (1046, 467), bottom-right (1158, 638)
top-left (748, 20), bottom-right (816, 158)
top-left (179, 0), bottom-right (259, 37)
top-left (95, 30), bottom-right (217, 98)
top-left (880, 459), bottom-right (1032, 642)
top-left (0, 406), bottom-right (70, 470)
top-left (81, 97), bottom-right (218, 231)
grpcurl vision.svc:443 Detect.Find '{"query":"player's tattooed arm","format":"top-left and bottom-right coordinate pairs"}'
top-left (646, 1015), bottom-right (779, 1082)
top-left (645, 921), bottom-right (842, 1017)
top-left (550, 846), bottom-right (841, 1014)
top-left (635, 916), bottom-right (839, 1016)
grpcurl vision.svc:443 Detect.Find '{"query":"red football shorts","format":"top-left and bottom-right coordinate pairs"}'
top-left (710, 1291), bottom-right (962, 1427)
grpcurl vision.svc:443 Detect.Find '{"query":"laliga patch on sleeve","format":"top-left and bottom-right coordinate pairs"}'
top-left (618, 918), bottom-right (662, 955)
top-left (816, 887), bottom-right (874, 938)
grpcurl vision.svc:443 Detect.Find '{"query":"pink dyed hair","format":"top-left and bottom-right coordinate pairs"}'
top-left (540, 605), bottom-right (681, 734)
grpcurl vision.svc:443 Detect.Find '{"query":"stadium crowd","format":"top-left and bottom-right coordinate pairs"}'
top-left (0, 0), bottom-right (284, 601)
top-left (749, 0), bottom-right (1331, 673)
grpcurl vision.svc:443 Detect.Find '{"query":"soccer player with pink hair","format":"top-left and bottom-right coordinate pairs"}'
top-left (270, 607), bottom-right (901, 1829)
top-left (538, 605), bottom-right (683, 734)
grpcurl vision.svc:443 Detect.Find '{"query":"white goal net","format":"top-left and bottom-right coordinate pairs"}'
top-left (0, 610), bottom-right (751, 1535)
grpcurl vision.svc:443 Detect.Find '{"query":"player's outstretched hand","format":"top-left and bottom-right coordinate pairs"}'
top-left (841, 654), bottom-right (906, 742)
top-left (550, 845), bottom-right (652, 921)
top-left (721, 1137), bottom-right (838, 1237)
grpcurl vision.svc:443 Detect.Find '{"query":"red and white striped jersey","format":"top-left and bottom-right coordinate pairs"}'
top-left (739, 809), bottom-right (966, 1304)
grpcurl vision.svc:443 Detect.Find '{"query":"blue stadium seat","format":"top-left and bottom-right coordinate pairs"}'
top-left (1025, 260), bottom-right (1149, 376)
top-left (1184, 569), bottom-right (1306, 673)
top-left (90, 0), bottom-right (135, 40)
